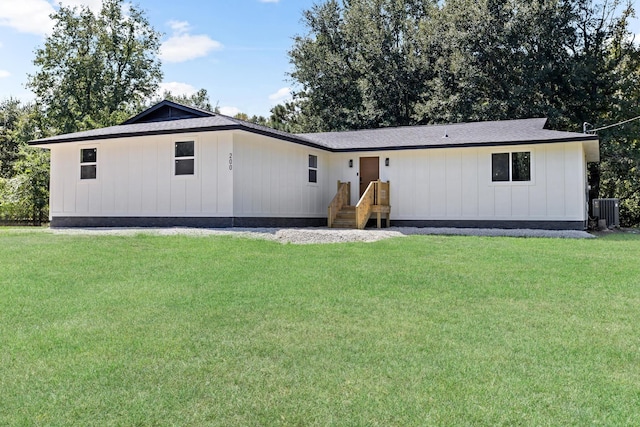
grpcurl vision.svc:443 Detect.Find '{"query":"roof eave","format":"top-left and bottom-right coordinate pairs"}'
top-left (327, 135), bottom-right (600, 152)
top-left (29, 124), bottom-right (332, 152)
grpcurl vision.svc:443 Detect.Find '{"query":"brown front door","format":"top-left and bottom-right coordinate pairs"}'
top-left (359, 157), bottom-right (379, 196)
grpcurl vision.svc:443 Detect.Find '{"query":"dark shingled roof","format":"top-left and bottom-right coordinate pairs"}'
top-left (30, 112), bottom-right (326, 149)
top-left (30, 102), bottom-right (597, 155)
top-left (297, 118), bottom-right (595, 151)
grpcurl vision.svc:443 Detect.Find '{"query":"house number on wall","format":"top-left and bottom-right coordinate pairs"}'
top-left (229, 153), bottom-right (233, 170)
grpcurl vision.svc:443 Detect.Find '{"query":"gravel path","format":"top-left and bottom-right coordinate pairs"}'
top-left (47, 226), bottom-right (594, 244)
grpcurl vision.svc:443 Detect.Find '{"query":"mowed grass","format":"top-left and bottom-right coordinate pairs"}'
top-left (1, 230), bottom-right (639, 426)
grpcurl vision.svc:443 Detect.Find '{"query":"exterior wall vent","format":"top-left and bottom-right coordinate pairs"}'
top-left (593, 198), bottom-right (620, 228)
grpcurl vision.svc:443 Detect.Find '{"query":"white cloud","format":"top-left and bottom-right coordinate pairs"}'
top-left (0, 0), bottom-right (55, 35)
top-left (0, 0), bottom-right (115, 36)
top-left (160, 20), bottom-right (222, 63)
top-left (268, 87), bottom-right (291, 104)
top-left (168, 20), bottom-right (190, 34)
top-left (158, 82), bottom-right (197, 97)
top-left (0, 70), bottom-right (10, 78)
top-left (219, 106), bottom-right (240, 117)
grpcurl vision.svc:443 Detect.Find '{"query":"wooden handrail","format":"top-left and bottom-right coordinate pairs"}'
top-left (327, 180), bottom-right (351, 228)
top-left (355, 180), bottom-right (390, 229)
top-left (376, 180), bottom-right (389, 206)
top-left (355, 181), bottom-right (375, 229)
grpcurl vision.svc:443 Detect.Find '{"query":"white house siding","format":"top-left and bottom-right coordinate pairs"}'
top-left (48, 131), bottom-right (234, 220)
top-left (232, 132), bottom-right (331, 219)
top-left (328, 141), bottom-right (588, 223)
top-left (46, 129), bottom-right (590, 228)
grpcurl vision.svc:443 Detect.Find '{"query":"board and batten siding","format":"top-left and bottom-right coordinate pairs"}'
top-left (232, 132), bottom-right (331, 218)
top-left (48, 131), bottom-right (234, 218)
top-left (47, 127), bottom-right (591, 227)
top-left (328, 141), bottom-right (588, 222)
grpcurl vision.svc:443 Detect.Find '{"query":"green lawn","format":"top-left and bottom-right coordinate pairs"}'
top-left (1, 230), bottom-right (639, 426)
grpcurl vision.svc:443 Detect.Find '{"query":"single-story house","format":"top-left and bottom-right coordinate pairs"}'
top-left (30, 100), bottom-right (599, 230)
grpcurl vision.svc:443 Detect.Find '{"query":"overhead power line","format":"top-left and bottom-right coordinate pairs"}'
top-left (584, 115), bottom-right (640, 134)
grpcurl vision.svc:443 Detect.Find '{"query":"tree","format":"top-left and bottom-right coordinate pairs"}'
top-left (151, 88), bottom-right (218, 112)
top-left (415, 0), bottom-right (578, 125)
top-left (289, 0), bottom-right (438, 131)
top-left (27, 0), bottom-right (162, 134)
top-left (0, 98), bottom-right (49, 224)
top-left (0, 98), bottom-right (26, 178)
top-left (290, 0), bottom-right (638, 129)
top-left (7, 147), bottom-right (50, 225)
top-left (587, 2), bottom-right (640, 225)
top-left (268, 102), bottom-right (305, 133)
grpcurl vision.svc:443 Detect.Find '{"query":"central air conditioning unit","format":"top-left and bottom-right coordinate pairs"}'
top-left (593, 198), bottom-right (620, 228)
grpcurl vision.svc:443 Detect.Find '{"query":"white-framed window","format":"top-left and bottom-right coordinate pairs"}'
top-left (492, 151), bottom-right (531, 182)
top-left (308, 154), bottom-right (318, 183)
top-left (80, 147), bottom-right (97, 180)
top-left (175, 140), bottom-right (195, 176)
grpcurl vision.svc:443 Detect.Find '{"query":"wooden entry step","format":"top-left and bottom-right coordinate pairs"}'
top-left (331, 205), bottom-right (356, 228)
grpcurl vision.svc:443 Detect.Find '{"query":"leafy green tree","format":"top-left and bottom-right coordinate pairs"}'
top-left (27, 0), bottom-right (162, 134)
top-left (290, 0), bottom-right (438, 131)
top-left (290, 0), bottom-right (638, 129)
top-left (268, 102), bottom-right (305, 133)
top-left (415, 0), bottom-right (578, 125)
top-left (0, 99), bottom-right (47, 177)
top-left (589, 10), bottom-right (640, 226)
top-left (0, 98), bottom-right (26, 178)
top-left (226, 103), bottom-right (305, 133)
top-left (0, 98), bottom-right (49, 224)
top-left (5, 147), bottom-right (50, 225)
top-left (151, 88), bottom-right (218, 112)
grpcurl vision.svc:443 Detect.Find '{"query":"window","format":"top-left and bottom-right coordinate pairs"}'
top-left (492, 151), bottom-right (531, 182)
top-left (511, 152), bottom-right (531, 181)
top-left (491, 153), bottom-right (509, 182)
top-left (308, 154), bottom-right (318, 183)
top-left (175, 141), bottom-right (194, 176)
top-left (80, 148), bottom-right (97, 179)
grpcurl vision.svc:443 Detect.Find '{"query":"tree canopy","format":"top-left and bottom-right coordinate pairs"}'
top-left (2, 0), bottom-right (163, 224)
top-left (0, 99), bottom-right (49, 224)
top-left (289, 0), bottom-right (638, 131)
top-left (27, 0), bottom-right (162, 134)
top-left (150, 88), bottom-right (217, 113)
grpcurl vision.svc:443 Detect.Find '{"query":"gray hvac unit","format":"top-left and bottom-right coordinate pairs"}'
top-left (593, 198), bottom-right (620, 228)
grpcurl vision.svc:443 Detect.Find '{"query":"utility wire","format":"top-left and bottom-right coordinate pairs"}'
top-left (586, 114), bottom-right (640, 134)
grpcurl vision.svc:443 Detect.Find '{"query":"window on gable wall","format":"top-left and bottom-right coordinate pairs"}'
top-left (492, 151), bottom-right (530, 182)
top-left (80, 148), bottom-right (97, 179)
top-left (308, 154), bottom-right (318, 183)
top-left (175, 141), bottom-right (195, 175)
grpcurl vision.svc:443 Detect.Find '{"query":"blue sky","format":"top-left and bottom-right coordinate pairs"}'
top-left (0, 0), bottom-right (317, 117)
top-left (1, 0), bottom-right (639, 118)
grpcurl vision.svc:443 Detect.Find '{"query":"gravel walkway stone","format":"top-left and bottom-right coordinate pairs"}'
top-left (47, 226), bottom-right (594, 244)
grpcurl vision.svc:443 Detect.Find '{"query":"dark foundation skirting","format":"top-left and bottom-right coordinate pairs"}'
top-left (50, 216), bottom-right (326, 228)
top-left (390, 219), bottom-right (585, 230)
top-left (51, 216), bottom-right (585, 230)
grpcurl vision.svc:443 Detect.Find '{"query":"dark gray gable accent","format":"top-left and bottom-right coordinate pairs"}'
top-left (122, 100), bottom-right (214, 124)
